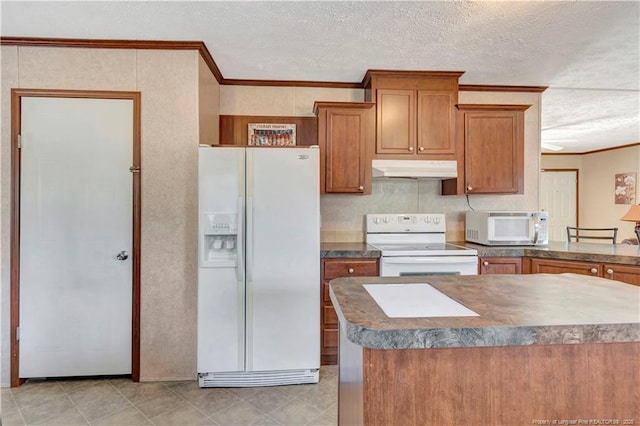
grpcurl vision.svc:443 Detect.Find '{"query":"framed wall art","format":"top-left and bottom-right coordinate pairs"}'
top-left (615, 172), bottom-right (636, 204)
top-left (248, 123), bottom-right (296, 146)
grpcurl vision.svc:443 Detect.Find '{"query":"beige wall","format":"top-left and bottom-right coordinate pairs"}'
top-left (220, 85), bottom-right (364, 117)
top-left (542, 147), bottom-right (640, 240)
top-left (0, 46), bottom-right (206, 385)
top-left (222, 86), bottom-right (542, 241)
top-left (198, 56), bottom-right (220, 145)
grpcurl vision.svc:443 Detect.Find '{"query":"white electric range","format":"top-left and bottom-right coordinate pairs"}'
top-left (366, 214), bottom-right (478, 276)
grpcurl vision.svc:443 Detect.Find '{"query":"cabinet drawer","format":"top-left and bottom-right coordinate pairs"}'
top-left (322, 282), bottom-right (331, 302)
top-left (323, 328), bottom-right (338, 348)
top-left (323, 305), bottom-right (338, 325)
top-left (323, 259), bottom-right (378, 280)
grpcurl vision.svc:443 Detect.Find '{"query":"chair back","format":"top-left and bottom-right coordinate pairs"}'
top-left (566, 227), bottom-right (618, 243)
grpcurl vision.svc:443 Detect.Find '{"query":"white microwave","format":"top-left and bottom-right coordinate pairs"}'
top-left (465, 211), bottom-right (549, 246)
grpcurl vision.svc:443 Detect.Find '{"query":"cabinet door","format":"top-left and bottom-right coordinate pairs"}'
top-left (376, 89), bottom-right (415, 154)
top-left (529, 258), bottom-right (602, 277)
top-left (417, 91), bottom-right (455, 156)
top-left (324, 107), bottom-right (371, 194)
top-left (479, 257), bottom-right (522, 274)
top-left (464, 110), bottom-right (524, 194)
top-left (603, 264), bottom-right (640, 286)
top-left (315, 102), bottom-right (374, 195)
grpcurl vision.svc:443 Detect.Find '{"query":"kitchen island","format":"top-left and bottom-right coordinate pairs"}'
top-left (330, 274), bottom-right (640, 425)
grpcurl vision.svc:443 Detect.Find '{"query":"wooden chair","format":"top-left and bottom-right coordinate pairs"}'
top-left (566, 227), bottom-right (618, 243)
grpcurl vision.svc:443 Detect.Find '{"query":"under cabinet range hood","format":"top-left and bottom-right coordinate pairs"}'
top-left (371, 160), bottom-right (458, 179)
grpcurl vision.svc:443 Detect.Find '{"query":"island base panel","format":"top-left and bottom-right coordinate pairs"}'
top-left (338, 329), bottom-right (364, 425)
top-left (338, 342), bottom-right (640, 425)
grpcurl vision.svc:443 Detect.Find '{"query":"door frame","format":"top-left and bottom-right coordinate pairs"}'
top-left (540, 167), bottom-right (580, 228)
top-left (10, 88), bottom-right (142, 387)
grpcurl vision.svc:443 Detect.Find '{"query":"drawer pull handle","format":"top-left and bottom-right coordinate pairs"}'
top-left (348, 268), bottom-right (354, 274)
top-left (467, 185), bottom-right (473, 191)
top-left (590, 268), bottom-right (598, 274)
top-left (358, 185), bottom-right (364, 191)
top-left (483, 261), bottom-right (489, 266)
top-left (606, 268), bottom-right (614, 276)
top-left (408, 146), bottom-right (414, 152)
top-left (418, 146), bottom-right (424, 152)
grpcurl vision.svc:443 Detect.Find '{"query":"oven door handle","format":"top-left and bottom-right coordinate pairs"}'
top-left (382, 257), bottom-right (478, 264)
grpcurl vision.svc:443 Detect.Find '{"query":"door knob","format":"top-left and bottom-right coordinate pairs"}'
top-left (590, 268), bottom-right (598, 274)
top-left (348, 268), bottom-right (354, 274)
top-left (116, 251), bottom-right (129, 261)
top-left (606, 268), bottom-right (614, 276)
top-left (418, 146), bottom-right (424, 152)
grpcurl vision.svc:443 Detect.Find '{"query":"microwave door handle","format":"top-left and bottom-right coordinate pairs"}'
top-left (532, 215), bottom-right (540, 244)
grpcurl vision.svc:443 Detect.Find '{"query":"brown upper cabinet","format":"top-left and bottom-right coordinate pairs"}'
top-left (442, 104), bottom-right (530, 195)
top-left (314, 102), bottom-right (375, 194)
top-left (363, 70), bottom-right (464, 160)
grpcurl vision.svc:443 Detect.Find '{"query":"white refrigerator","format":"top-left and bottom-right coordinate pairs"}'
top-left (197, 146), bottom-right (320, 387)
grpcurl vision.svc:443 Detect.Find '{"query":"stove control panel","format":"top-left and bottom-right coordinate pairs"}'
top-left (366, 214), bottom-right (446, 233)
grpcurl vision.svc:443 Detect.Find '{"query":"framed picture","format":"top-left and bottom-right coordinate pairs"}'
top-left (615, 172), bottom-right (636, 204)
top-left (248, 123), bottom-right (296, 146)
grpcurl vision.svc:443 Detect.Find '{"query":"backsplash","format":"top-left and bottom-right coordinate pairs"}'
top-left (320, 178), bottom-right (536, 242)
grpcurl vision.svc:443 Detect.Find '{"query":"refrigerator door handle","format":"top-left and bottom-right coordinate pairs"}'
top-left (246, 197), bottom-right (254, 283)
top-left (236, 197), bottom-right (244, 283)
top-left (245, 195), bottom-right (254, 369)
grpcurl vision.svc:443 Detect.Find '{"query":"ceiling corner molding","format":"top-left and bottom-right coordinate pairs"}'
top-left (583, 142), bottom-right (640, 155)
top-left (459, 84), bottom-right (548, 93)
top-left (541, 142), bottom-right (640, 156)
top-left (0, 36), bottom-right (224, 84)
top-left (456, 104), bottom-right (531, 111)
top-left (220, 78), bottom-right (361, 89)
top-left (196, 43), bottom-right (223, 83)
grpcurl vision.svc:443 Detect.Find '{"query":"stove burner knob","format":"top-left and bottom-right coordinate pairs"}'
top-left (383, 217), bottom-right (390, 223)
top-left (434, 217), bottom-right (441, 224)
top-left (373, 217), bottom-right (380, 224)
top-left (424, 217), bottom-right (431, 223)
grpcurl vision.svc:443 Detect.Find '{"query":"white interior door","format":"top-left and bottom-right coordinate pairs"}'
top-left (540, 170), bottom-right (577, 242)
top-left (19, 97), bottom-right (133, 378)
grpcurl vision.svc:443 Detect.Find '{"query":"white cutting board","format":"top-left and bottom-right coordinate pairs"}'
top-left (363, 283), bottom-right (479, 318)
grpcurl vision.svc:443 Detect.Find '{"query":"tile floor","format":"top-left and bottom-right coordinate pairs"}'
top-left (0, 367), bottom-right (337, 426)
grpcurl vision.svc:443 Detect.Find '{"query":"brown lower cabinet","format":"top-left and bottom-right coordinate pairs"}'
top-left (321, 258), bottom-right (378, 365)
top-left (479, 257), bottom-right (522, 274)
top-left (526, 257), bottom-right (640, 286)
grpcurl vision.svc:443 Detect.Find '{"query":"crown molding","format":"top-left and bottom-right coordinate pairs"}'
top-left (220, 78), bottom-right (361, 89)
top-left (459, 84), bottom-right (547, 93)
top-left (542, 142), bottom-right (640, 155)
top-left (0, 36), bottom-right (224, 83)
top-left (0, 37), bottom-right (549, 93)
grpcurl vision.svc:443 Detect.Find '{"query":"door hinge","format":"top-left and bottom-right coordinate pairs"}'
top-left (17, 134), bottom-right (22, 149)
top-left (129, 166), bottom-right (140, 173)
top-left (16, 326), bottom-right (19, 341)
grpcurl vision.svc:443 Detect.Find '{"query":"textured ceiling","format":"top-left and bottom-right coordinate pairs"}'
top-left (2, 1), bottom-right (639, 153)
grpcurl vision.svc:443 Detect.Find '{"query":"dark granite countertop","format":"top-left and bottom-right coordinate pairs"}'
top-left (330, 274), bottom-right (640, 350)
top-left (320, 242), bottom-right (381, 258)
top-left (322, 240), bottom-right (640, 265)
top-left (459, 241), bottom-right (640, 265)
